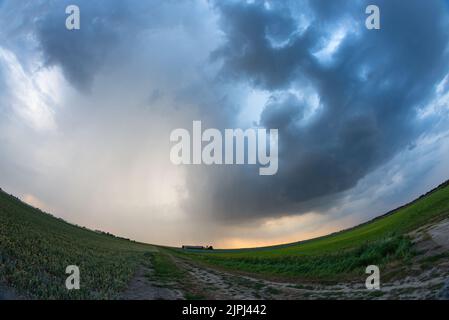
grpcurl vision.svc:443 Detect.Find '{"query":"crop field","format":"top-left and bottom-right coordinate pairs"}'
top-left (0, 189), bottom-right (155, 299)
top-left (1, 181), bottom-right (449, 299)
top-left (176, 181), bottom-right (449, 280)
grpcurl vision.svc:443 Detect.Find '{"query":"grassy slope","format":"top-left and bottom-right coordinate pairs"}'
top-left (2, 180), bottom-right (449, 297)
top-left (178, 181), bottom-right (449, 279)
top-left (0, 189), bottom-right (154, 299)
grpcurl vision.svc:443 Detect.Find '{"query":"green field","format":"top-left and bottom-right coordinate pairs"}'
top-left (1, 180), bottom-right (449, 299)
top-left (0, 189), bottom-right (155, 299)
top-left (175, 181), bottom-right (449, 280)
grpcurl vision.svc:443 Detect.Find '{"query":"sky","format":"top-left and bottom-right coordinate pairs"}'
top-left (1, 0), bottom-right (449, 248)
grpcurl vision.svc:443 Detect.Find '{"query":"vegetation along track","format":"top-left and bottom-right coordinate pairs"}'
top-left (1, 180), bottom-right (449, 299)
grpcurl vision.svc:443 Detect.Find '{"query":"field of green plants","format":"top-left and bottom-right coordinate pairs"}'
top-left (178, 181), bottom-right (449, 280)
top-left (2, 180), bottom-right (449, 299)
top-left (0, 189), bottom-right (155, 299)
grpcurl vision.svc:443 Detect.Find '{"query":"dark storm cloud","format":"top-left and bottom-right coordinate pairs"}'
top-left (3, 0), bottom-right (449, 230)
top-left (185, 0), bottom-right (449, 222)
top-left (34, 1), bottom-right (118, 91)
top-left (32, 0), bottom-right (204, 91)
top-left (210, 1), bottom-right (310, 89)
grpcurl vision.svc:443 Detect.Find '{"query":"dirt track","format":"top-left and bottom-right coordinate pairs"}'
top-left (120, 218), bottom-right (449, 300)
top-left (3, 220), bottom-right (449, 300)
top-left (120, 265), bottom-right (184, 300)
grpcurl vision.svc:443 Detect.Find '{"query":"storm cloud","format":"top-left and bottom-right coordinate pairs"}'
top-left (1, 0), bottom-right (449, 246)
top-left (182, 0), bottom-right (449, 221)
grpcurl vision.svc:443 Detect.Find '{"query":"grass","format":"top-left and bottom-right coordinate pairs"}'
top-left (177, 181), bottom-right (449, 280)
top-left (2, 179), bottom-right (449, 298)
top-left (0, 189), bottom-right (155, 299)
top-left (146, 250), bottom-right (207, 299)
top-left (146, 251), bottom-right (186, 286)
top-left (178, 234), bottom-right (414, 280)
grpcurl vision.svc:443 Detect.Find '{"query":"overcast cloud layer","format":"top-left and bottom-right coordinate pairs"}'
top-left (1, 0), bottom-right (449, 247)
